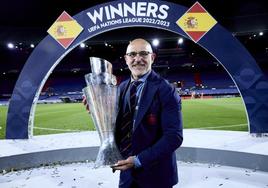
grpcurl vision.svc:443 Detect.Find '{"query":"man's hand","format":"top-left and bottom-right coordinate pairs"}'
top-left (111, 156), bottom-right (135, 171)
top-left (82, 95), bottom-right (90, 112)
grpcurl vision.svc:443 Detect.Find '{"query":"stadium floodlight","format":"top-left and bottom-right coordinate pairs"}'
top-left (152, 39), bottom-right (159, 47)
top-left (80, 43), bottom-right (86, 48)
top-left (30, 44), bottom-right (35, 48)
top-left (178, 38), bottom-right (184, 44)
top-left (7, 42), bottom-right (14, 49)
top-left (259, 32), bottom-right (264, 36)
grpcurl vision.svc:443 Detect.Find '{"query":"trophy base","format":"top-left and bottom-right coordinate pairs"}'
top-left (94, 140), bottom-right (122, 168)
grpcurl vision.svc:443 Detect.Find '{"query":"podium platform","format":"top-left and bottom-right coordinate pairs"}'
top-left (1, 130), bottom-right (268, 187)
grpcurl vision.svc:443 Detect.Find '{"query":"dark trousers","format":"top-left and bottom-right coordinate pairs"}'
top-left (119, 170), bottom-right (173, 188)
top-left (119, 170), bottom-right (137, 188)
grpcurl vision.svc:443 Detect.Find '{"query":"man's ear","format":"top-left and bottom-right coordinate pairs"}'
top-left (151, 53), bottom-right (156, 62)
top-left (124, 55), bottom-right (128, 63)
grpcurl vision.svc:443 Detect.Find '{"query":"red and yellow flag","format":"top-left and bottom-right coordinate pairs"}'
top-left (176, 2), bottom-right (217, 43)
top-left (47, 11), bottom-right (83, 49)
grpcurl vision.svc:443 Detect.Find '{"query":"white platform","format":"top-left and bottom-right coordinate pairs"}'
top-left (0, 130), bottom-right (268, 187)
top-left (0, 161), bottom-right (268, 188)
top-left (1, 129), bottom-right (268, 157)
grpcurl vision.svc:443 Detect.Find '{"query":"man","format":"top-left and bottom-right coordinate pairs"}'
top-left (112, 38), bottom-right (183, 188)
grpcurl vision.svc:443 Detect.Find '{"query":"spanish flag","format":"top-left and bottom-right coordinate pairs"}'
top-left (47, 11), bottom-right (83, 49)
top-left (176, 2), bottom-right (217, 43)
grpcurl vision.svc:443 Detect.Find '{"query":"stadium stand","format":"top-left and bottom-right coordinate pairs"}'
top-left (1, 67), bottom-right (240, 106)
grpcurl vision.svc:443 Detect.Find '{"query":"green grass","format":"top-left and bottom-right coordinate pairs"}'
top-left (0, 97), bottom-right (248, 139)
top-left (0, 103), bottom-right (93, 138)
top-left (0, 106), bottom-right (7, 139)
top-left (33, 103), bottom-right (93, 135)
top-left (182, 97), bottom-right (248, 131)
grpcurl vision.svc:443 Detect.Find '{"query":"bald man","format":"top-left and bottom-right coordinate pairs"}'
top-left (112, 38), bottom-right (183, 188)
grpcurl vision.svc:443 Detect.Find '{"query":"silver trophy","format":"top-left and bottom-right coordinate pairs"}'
top-left (83, 57), bottom-right (122, 168)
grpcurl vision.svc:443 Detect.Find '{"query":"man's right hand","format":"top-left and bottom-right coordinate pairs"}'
top-left (82, 95), bottom-right (90, 112)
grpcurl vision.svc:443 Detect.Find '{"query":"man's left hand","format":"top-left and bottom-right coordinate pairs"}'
top-left (111, 156), bottom-right (135, 171)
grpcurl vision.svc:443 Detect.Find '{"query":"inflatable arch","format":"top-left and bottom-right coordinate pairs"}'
top-left (6, 0), bottom-right (268, 138)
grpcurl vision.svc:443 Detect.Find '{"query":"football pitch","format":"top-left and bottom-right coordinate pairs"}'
top-left (0, 97), bottom-right (248, 139)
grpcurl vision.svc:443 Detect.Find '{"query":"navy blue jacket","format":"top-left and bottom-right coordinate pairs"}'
top-left (115, 70), bottom-right (183, 188)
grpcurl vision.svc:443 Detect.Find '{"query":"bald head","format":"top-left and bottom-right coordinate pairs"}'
top-left (126, 38), bottom-right (153, 54)
top-left (124, 38), bottom-right (155, 80)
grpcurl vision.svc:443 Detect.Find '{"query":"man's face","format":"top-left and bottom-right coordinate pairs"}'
top-left (124, 40), bottom-right (155, 79)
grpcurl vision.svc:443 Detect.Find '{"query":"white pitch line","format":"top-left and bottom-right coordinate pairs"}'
top-left (196, 123), bottom-right (248, 130)
top-left (34, 123), bottom-right (247, 132)
top-left (34, 126), bottom-right (83, 132)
